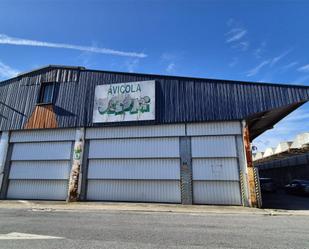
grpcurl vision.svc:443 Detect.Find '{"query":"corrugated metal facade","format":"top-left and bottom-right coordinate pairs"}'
top-left (0, 66), bottom-right (308, 134)
top-left (7, 180), bottom-right (69, 200)
top-left (191, 136), bottom-right (237, 158)
top-left (9, 161), bottom-right (70, 180)
top-left (89, 138), bottom-right (180, 159)
top-left (193, 181), bottom-right (241, 205)
top-left (6, 129), bottom-right (74, 200)
top-left (11, 142), bottom-right (72, 160)
top-left (88, 159), bottom-right (180, 180)
top-left (192, 158), bottom-right (239, 181)
top-left (87, 180), bottom-right (181, 203)
top-left (186, 122), bottom-right (242, 136)
top-left (86, 124), bottom-right (185, 139)
top-left (10, 129), bottom-right (75, 142)
top-left (1, 65), bottom-right (308, 204)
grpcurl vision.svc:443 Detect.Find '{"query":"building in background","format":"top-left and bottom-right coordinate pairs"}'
top-left (254, 133), bottom-right (309, 187)
top-left (0, 65), bottom-right (308, 207)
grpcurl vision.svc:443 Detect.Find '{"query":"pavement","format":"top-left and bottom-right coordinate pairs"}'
top-left (0, 201), bottom-right (309, 249)
top-left (1, 199), bottom-right (309, 216)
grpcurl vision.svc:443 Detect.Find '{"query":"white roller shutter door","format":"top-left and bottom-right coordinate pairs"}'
top-left (87, 137), bottom-right (181, 203)
top-left (7, 130), bottom-right (74, 200)
top-left (190, 133), bottom-right (242, 205)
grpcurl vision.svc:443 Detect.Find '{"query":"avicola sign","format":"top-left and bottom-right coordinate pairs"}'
top-left (93, 80), bottom-right (155, 123)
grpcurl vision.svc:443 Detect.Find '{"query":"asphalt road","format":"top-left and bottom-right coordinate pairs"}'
top-left (0, 208), bottom-right (308, 249)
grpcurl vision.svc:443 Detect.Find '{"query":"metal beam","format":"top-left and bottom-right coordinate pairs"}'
top-left (0, 137), bottom-right (13, 199)
top-left (79, 140), bottom-right (89, 201)
top-left (179, 136), bottom-right (193, 205)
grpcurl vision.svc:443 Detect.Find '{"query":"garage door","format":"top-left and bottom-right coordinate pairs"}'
top-left (6, 129), bottom-right (75, 200)
top-left (191, 135), bottom-right (242, 205)
top-left (186, 122), bottom-right (243, 205)
top-left (86, 137), bottom-right (181, 203)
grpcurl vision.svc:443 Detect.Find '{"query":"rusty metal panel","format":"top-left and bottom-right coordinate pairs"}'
top-left (85, 124), bottom-right (185, 139)
top-left (192, 158), bottom-right (239, 181)
top-left (89, 137), bottom-right (179, 158)
top-left (87, 179), bottom-right (181, 203)
top-left (193, 181), bottom-right (241, 205)
top-left (7, 179), bottom-right (68, 200)
top-left (191, 136), bottom-right (237, 158)
top-left (88, 159), bottom-right (180, 180)
top-left (9, 161), bottom-right (70, 180)
top-left (11, 142), bottom-right (72, 160)
top-left (187, 121), bottom-right (242, 136)
top-left (10, 129), bottom-right (75, 142)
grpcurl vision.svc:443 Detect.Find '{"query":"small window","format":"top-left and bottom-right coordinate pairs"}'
top-left (38, 83), bottom-right (55, 104)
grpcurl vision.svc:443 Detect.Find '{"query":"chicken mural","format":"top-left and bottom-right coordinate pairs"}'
top-left (93, 80), bottom-right (156, 123)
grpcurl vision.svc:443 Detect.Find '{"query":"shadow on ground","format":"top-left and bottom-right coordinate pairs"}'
top-left (262, 189), bottom-right (309, 210)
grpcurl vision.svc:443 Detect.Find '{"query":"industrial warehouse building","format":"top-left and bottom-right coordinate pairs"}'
top-left (0, 65), bottom-right (308, 207)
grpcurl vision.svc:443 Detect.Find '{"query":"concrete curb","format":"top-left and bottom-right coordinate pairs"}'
top-left (0, 200), bottom-right (309, 216)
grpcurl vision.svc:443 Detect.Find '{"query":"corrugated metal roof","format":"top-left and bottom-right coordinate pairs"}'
top-left (0, 65), bottom-right (308, 136)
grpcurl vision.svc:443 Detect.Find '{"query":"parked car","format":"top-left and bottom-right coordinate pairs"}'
top-left (260, 178), bottom-right (276, 193)
top-left (285, 180), bottom-right (309, 196)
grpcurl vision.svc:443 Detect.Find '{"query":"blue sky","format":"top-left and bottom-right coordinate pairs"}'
top-left (0, 0), bottom-right (308, 151)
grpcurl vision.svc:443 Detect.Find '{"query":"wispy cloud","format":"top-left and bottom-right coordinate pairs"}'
top-left (0, 61), bottom-right (19, 80)
top-left (225, 28), bottom-right (247, 43)
top-left (253, 41), bottom-right (267, 59)
top-left (0, 34), bottom-right (147, 58)
top-left (225, 20), bottom-right (249, 52)
top-left (297, 64), bottom-right (309, 73)
top-left (166, 62), bottom-right (176, 73)
top-left (246, 49), bottom-right (294, 77)
top-left (281, 61), bottom-right (298, 70)
top-left (269, 49), bottom-right (292, 67)
top-left (161, 52), bottom-right (182, 74)
top-left (232, 41), bottom-right (249, 51)
top-left (246, 60), bottom-right (270, 77)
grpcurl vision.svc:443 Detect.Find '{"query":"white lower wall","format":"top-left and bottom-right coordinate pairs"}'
top-left (87, 180), bottom-right (181, 203)
top-left (7, 180), bottom-right (68, 200)
top-left (6, 129), bottom-right (74, 200)
top-left (88, 159), bottom-right (180, 180)
top-left (2, 122), bottom-right (245, 205)
top-left (193, 181), bottom-right (241, 205)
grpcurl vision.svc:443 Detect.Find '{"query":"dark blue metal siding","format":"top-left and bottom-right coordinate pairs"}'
top-left (0, 66), bottom-right (308, 131)
top-left (79, 70), bottom-right (309, 126)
